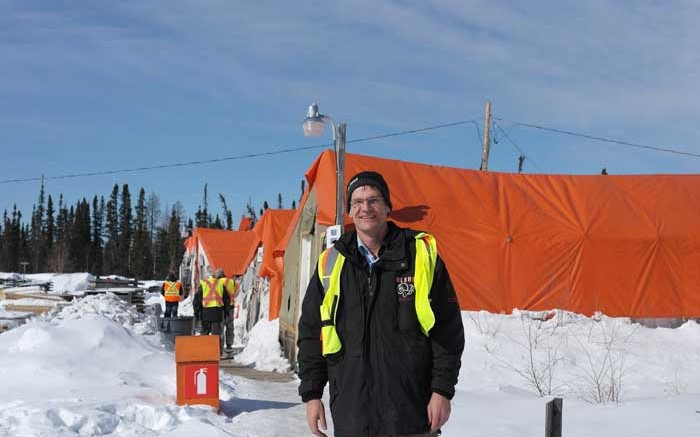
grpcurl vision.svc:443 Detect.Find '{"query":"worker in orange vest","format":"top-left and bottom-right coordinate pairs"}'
top-left (193, 267), bottom-right (230, 355)
top-left (161, 271), bottom-right (183, 318)
top-left (223, 275), bottom-right (239, 353)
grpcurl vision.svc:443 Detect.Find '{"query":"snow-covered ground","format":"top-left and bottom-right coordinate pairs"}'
top-left (1, 273), bottom-right (700, 436)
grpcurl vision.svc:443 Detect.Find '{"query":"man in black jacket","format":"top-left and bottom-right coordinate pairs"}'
top-left (298, 171), bottom-right (465, 437)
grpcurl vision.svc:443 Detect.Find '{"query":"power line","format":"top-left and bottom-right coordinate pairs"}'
top-left (493, 121), bottom-right (543, 172)
top-left (496, 117), bottom-right (700, 159)
top-left (0, 120), bottom-right (480, 185)
top-left (348, 120), bottom-right (481, 145)
top-left (0, 144), bottom-right (329, 184)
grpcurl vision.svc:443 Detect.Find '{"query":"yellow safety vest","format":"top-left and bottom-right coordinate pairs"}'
top-left (318, 232), bottom-right (438, 356)
top-left (200, 277), bottom-right (224, 308)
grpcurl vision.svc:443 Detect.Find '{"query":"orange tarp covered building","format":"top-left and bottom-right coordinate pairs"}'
top-left (285, 150), bottom-right (700, 319)
top-left (182, 227), bottom-right (259, 290)
top-left (182, 210), bottom-right (295, 320)
top-left (254, 209), bottom-right (296, 319)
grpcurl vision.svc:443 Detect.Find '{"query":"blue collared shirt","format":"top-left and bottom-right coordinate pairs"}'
top-left (357, 236), bottom-right (380, 272)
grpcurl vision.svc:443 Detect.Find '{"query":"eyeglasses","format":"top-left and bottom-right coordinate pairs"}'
top-left (350, 196), bottom-right (384, 210)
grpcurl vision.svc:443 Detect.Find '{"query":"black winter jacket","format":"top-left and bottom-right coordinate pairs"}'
top-left (297, 222), bottom-right (464, 436)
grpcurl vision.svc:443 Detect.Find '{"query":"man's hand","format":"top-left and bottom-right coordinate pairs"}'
top-left (306, 398), bottom-right (327, 437)
top-left (427, 392), bottom-right (451, 432)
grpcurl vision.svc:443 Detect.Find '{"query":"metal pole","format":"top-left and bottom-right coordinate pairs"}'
top-left (335, 123), bottom-right (347, 233)
top-left (480, 101), bottom-right (492, 171)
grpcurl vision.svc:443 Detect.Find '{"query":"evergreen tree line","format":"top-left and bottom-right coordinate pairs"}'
top-left (0, 181), bottom-right (185, 280)
top-left (0, 181), bottom-right (302, 278)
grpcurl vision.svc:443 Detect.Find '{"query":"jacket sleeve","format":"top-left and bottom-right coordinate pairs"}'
top-left (297, 266), bottom-right (328, 402)
top-left (161, 282), bottom-right (166, 296)
top-left (193, 284), bottom-right (203, 316)
top-left (428, 255), bottom-right (465, 400)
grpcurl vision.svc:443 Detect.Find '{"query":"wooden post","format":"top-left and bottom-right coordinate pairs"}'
top-left (480, 101), bottom-right (492, 171)
top-left (545, 397), bottom-right (563, 437)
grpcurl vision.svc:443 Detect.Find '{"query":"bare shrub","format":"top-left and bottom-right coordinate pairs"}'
top-left (664, 368), bottom-right (688, 396)
top-left (468, 311), bottom-right (503, 353)
top-left (570, 320), bottom-right (633, 404)
top-left (494, 315), bottom-right (565, 397)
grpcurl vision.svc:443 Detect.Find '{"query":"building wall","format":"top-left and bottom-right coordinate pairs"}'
top-left (279, 189), bottom-right (328, 367)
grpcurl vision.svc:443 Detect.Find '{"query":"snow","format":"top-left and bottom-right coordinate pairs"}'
top-left (2, 272), bottom-right (94, 294)
top-left (1, 275), bottom-right (700, 436)
top-left (236, 318), bottom-right (291, 373)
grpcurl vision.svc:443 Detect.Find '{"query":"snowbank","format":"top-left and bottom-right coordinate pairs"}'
top-left (236, 318), bottom-right (291, 373)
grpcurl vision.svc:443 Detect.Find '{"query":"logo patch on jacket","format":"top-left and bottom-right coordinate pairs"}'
top-left (396, 276), bottom-right (415, 298)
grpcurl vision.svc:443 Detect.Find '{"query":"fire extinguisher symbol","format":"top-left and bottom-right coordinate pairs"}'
top-left (195, 368), bottom-right (208, 395)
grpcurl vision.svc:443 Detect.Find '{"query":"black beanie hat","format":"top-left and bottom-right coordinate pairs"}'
top-left (346, 171), bottom-right (392, 212)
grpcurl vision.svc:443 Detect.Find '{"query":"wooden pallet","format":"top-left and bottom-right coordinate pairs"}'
top-left (4, 303), bottom-right (57, 315)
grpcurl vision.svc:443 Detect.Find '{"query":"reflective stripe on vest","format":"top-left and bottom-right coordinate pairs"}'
top-left (413, 232), bottom-right (437, 335)
top-left (317, 233), bottom-right (438, 356)
top-left (164, 281), bottom-right (181, 302)
top-left (318, 247), bottom-right (344, 356)
top-left (201, 278), bottom-right (224, 308)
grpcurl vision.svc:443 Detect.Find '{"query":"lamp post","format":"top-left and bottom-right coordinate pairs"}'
top-left (303, 103), bottom-right (346, 233)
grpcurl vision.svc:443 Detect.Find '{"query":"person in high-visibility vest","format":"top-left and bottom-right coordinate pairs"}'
top-left (193, 267), bottom-right (230, 355)
top-left (297, 171), bottom-right (465, 437)
top-left (222, 275), bottom-right (239, 353)
top-left (161, 271), bottom-right (182, 317)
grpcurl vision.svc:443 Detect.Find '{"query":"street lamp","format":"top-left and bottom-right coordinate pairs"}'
top-left (303, 103), bottom-right (346, 232)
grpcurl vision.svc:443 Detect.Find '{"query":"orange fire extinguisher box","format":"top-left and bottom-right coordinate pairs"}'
top-left (175, 335), bottom-right (220, 410)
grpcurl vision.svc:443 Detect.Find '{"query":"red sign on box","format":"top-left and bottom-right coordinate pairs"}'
top-left (183, 364), bottom-right (218, 398)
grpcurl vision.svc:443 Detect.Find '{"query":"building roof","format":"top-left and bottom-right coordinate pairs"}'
top-left (191, 227), bottom-right (259, 277)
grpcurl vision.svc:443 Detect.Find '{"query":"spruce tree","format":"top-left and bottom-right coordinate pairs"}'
top-left (53, 196), bottom-right (69, 273)
top-left (146, 192), bottom-right (160, 277)
top-left (218, 194), bottom-right (233, 230)
top-left (153, 227), bottom-right (170, 278)
top-left (19, 222), bottom-right (30, 273)
top-left (68, 199), bottom-right (90, 271)
top-left (153, 205), bottom-right (184, 278)
top-left (225, 210), bottom-right (233, 230)
top-left (45, 195), bottom-right (55, 256)
top-left (130, 188), bottom-right (152, 279)
top-left (30, 178), bottom-right (47, 272)
top-left (166, 206), bottom-right (184, 273)
top-left (1, 207), bottom-right (21, 271)
top-left (194, 184), bottom-right (209, 228)
top-left (104, 184), bottom-right (120, 274)
top-left (118, 184), bottom-right (132, 276)
top-left (245, 199), bottom-right (258, 227)
top-left (90, 196), bottom-right (104, 275)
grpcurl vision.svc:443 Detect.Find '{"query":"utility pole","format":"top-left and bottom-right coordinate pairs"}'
top-left (335, 123), bottom-right (347, 233)
top-left (480, 101), bottom-right (491, 171)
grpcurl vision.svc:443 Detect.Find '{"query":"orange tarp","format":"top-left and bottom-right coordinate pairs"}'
top-left (306, 150), bottom-right (700, 317)
top-left (192, 228), bottom-right (259, 277)
top-left (253, 209), bottom-right (296, 320)
top-left (238, 217), bottom-right (253, 231)
top-left (191, 210), bottom-right (295, 320)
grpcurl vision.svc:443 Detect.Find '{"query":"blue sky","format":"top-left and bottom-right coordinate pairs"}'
top-left (2, 0), bottom-right (699, 225)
